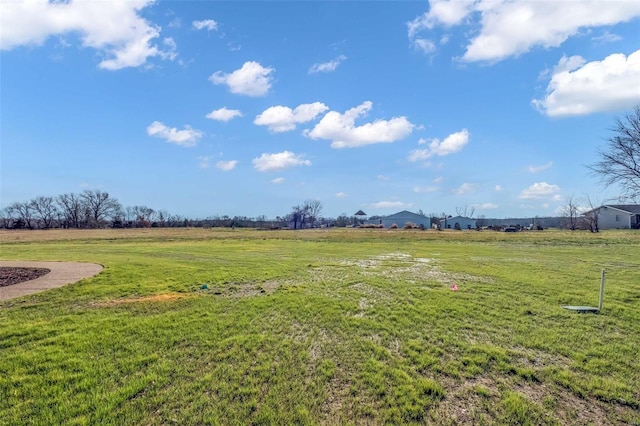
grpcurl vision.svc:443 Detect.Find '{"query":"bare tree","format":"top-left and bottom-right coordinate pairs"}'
top-left (304, 199), bottom-right (323, 228)
top-left (255, 215), bottom-right (267, 229)
top-left (561, 196), bottom-right (580, 231)
top-left (124, 206), bottom-right (137, 224)
top-left (30, 196), bottom-right (59, 229)
top-left (583, 196), bottom-right (601, 233)
top-left (455, 205), bottom-right (476, 218)
top-left (167, 214), bottom-right (185, 227)
top-left (57, 193), bottom-right (85, 228)
top-left (589, 105), bottom-right (640, 200)
top-left (81, 190), bottom-right (122, 228)
top-left (156, 209), bottom-right (169, 227)
top-left (130, 205), bottom-right (154, 227)
top-left (1, 206), bottom-right (16, 229)
top-left (334, 214), bottom-right (351, 227)
top-left (289, 204), bottom-right (307, 230)
top-left (10, 201), bottom-right (34, 229)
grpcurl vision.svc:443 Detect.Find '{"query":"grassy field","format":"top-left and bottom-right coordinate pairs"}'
top-left (1, 228), bottom-right (639, 425)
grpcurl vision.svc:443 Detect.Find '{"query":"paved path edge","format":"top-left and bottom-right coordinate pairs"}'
top-left (0, 261), bottom-right (103, 300)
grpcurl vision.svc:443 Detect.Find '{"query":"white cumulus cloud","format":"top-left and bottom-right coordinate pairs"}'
top-left (408, 0), bottom-right (473, 36)
top-left (408, 0), bottom-right (640, 63)
top-left (254, 102), bottom-right (329, 132)
top-left (193, 19), bottom-right (218, 31)
top-left (304, 101), bottom-right (414, 148)
top-left (206, 107), bottom-right (243, 122)
top-left (408, 129), bottom-right (470, 161)
top-left (519, 182), bottom-right (560, 199)
top-left (533, 50), bottom-right (640, 117)
top-left (407, 0), bottom-right (473, 52)
top-left (336, 192), bottom-right (348, 198)
top-left (210, 61), bottom-right (274, 97)
top-left (147, 121), bottom-right (202, 147)
top-left (464, 1), bottom-right (640, 63)
top-left (216, 160), bottom-right (238, 171)
top-left (252, 151), bottom-right (311, 172)
top-left (272, 177), bottom-right (285, 184)
top-left (309, 55), bottom-right (347, 74)
top-left (0, 0), bottom-right (175, 70)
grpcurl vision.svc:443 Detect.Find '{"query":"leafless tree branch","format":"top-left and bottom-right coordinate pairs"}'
top-left (589, 105), bottom-right (640, 200)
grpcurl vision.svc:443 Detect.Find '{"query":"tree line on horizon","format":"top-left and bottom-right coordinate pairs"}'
top-left (0, 189), bottom-right (585, 231)
top-left (2, 190), bottom-right (165, 230)
top-left (0, 190), bottom-right (357, 230)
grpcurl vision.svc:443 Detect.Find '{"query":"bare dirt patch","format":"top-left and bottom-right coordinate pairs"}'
top-left (0, 267), bottom-right (50, 287)
top-left (340, 252), bottom-right (494, 286)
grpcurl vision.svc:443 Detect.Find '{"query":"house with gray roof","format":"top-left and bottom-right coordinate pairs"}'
top-left (586, 205), bottom-right (640, 229)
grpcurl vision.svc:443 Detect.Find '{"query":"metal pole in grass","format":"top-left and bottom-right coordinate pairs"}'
top-left (598, 269), bottom-right (606, 311)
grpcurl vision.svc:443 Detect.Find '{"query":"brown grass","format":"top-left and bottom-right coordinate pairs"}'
top-left (92, 293), bottom-right (193, 307)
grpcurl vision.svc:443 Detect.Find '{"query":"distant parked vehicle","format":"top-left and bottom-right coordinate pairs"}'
top-left (504, 226), bottom-right (518, 232)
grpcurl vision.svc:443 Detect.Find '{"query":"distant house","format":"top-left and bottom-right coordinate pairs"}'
top-left (586, 205), bottom-right (640, 230)
top-left (366, 210), bottom-right (431, 228)
top-left (440, 216), bottom-right (477, 230)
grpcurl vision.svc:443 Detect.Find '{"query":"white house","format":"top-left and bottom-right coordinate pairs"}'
top-left (588, 205), bottom-right (640, 230)
top-left (366, 210), bottom-right (431, 228)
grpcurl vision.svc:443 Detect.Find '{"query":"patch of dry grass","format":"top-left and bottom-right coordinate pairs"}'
top-left (91, 293), bottom-right (193, 307)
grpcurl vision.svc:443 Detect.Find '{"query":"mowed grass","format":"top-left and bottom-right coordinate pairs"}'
top-left (0, 228), bottom-right (639, 425)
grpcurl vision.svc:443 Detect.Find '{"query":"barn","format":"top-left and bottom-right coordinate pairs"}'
top-left (366, 210), bottom-right (431, 229)
top-left (441, 215), bottom-right (477, 230)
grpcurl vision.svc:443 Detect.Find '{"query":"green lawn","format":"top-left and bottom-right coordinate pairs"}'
top-left (1, 228), bottom-right (639, 425)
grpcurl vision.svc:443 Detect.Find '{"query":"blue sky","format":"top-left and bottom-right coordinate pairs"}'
top-left (2, 0), bottom-right (639, 219)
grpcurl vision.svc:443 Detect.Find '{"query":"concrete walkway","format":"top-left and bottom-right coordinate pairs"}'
top-left (0, 261), bottom-right (103, 300)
